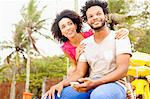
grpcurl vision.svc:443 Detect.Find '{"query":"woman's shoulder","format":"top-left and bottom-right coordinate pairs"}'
top-left (82, 29), bottom-right (93, 38)
top-left (61, 41), bottom-right (74, 51)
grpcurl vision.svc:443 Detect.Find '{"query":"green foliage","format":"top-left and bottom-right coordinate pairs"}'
top-left (0, 64), bottom-right (13, 82)
top-left (108, 0), bottom-right (127, 14)
top-left (108, 0), bottom-right (150, 53)
top-left (30, 55), bottom-right (67, 75)
top-left (13, 55), bottom-right (67, 81)
top-left (15, 55), bottom-right (67, 98)
top-left (13, 20), bottom-right (29, 49)
top-left (0, 65), bottom-right (11, 82)
top-left (0, 65), bottom-right (10, 72)
top-left (1, 55), bottom-right (67, 98)
top-left (135, 31), bottom-right (150, 54)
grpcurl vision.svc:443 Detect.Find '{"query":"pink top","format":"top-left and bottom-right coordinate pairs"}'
top-left (61, 29), bottom-right (93, 61)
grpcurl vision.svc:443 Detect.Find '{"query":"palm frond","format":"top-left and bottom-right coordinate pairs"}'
top-left (36, 30), bottom-right (55, 41)
top-left (0, 41), bottom-right (14, 50)
top-left (0, 66), bottom-right (10, 72)
top-left (4, 51), bottom-right (15, 64)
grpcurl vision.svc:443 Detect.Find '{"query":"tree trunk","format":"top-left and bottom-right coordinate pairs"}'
top-left (41, 78), bottom-right (46, 99)
top-left (9, 69), bottom-right (16, 99)
top-left (10, 52), bottom-right (20, 99)
top-left (25, 46), bottom-right (31, 92)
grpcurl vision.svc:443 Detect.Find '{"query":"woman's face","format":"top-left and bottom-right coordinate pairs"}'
top-left (59, 18), bottom-right (77, 38)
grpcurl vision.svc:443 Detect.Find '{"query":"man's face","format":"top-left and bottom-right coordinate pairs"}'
top-left (86, 6), bottom-right (107, 30)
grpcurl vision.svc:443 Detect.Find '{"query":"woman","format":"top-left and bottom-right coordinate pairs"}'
top-left (51, 9), bottom-right (129, 77)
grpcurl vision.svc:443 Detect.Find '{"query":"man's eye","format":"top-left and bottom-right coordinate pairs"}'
top-left (68, 22), bottom-right (73, 25)
top-left (97, 12), bottom-right (101, 16)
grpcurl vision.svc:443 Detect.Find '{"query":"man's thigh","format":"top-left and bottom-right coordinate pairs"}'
top-left (90, 82), bottom-right (126, 99)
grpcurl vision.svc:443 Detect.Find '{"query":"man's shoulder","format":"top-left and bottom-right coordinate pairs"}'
top-left (81, 35), bottom-right (93, 44)
top-left (109, 30), bottom-right (116, 38)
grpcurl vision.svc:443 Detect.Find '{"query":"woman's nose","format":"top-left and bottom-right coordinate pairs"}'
top-left (66, 25), bottom-right (71, 30)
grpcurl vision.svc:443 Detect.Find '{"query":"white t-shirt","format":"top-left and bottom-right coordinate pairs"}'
top-left (79, 30), bottom-right (132, 80)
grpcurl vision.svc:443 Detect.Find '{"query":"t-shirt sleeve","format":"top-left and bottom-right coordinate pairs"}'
top-left (78, 52), bottom-right (87, 62)
top-left (116, 36), bottom-right (132, 56)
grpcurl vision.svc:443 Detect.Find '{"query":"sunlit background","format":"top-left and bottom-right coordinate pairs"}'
top-left (0, 0), bottom-right (88, 64)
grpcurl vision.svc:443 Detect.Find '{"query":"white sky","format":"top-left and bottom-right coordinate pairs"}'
top-left (0, 0), bottom-right (88, 64)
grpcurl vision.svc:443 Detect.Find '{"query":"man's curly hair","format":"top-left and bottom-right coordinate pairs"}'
top-left (51, 10), bottom-right (82, 43)
top-left (81, 0), bottom-right (109, 22)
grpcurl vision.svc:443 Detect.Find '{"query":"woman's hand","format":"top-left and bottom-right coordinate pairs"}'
top-left (76, 43), bottom-right (86, 62)
top-left (43, 82), bottom-right (64, 99)
top-left (115, 28), bottom-right (129, 39)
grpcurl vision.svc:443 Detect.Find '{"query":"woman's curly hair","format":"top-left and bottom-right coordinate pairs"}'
top-left (81, 0), bottom-right (109, 22)
top-left (51, 9), bottom-right (82, 43)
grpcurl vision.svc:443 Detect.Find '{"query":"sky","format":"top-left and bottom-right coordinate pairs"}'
top-left (0, 0), bottom-right (88, 64)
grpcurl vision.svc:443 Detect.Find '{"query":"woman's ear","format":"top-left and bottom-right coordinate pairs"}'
top-left (105, 14), bottom-right (109, 22)
top-left (75, 23), bottom-right (78, 30)
top-left (75, 23), bottom-right (77, 28)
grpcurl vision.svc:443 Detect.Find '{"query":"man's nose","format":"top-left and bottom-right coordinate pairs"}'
top-left (93, 15), bottom-right (99, 20)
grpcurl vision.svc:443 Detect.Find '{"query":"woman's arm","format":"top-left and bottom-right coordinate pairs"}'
top-left (62, 44), bottom-right (86, 78)
top-left (63, 51), bottom-right (77, 78)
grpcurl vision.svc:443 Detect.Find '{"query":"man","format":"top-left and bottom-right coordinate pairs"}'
top-left (44, 0), bottom-right (131, 99)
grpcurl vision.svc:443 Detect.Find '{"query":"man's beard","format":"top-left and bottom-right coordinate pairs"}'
top-left (90, 20), bottom-right (106, 31)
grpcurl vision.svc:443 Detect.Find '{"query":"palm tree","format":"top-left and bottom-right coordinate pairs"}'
top-left (20, 0), bottom-right (50, 92)
top-left (0, 20), bottom-right (27, 99)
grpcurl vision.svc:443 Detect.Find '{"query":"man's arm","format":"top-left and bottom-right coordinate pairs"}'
top-left (92, 53), bottom-right (130, 87)
top-left (61, 61), bottom-right (88, 87)
top-left (43, 58), bottom-right (88, 99)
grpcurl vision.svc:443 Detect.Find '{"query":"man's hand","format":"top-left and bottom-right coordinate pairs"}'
top-left (43, 83), bottom-right (63, 99)
top-left (73, 78), bottom-right (95, 92)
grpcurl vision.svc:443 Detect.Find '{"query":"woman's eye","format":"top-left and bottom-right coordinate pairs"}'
top-left (88, 15), bottom-right (93, 18)
top-left (61, 25), bottom-right (65, 29)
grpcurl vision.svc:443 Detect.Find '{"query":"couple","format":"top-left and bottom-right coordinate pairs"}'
top-left (44, 0), bottom-right (131, 99)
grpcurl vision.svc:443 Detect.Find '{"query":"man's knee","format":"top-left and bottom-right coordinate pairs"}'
top-left (90, 91), bottom-right (109, 99)
top-left (90, 83), bottom-right (126, 99)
